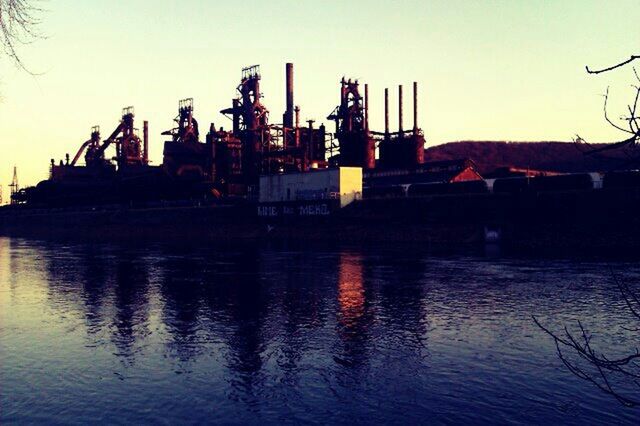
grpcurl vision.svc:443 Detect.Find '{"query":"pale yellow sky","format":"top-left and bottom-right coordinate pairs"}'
top-left (0, 0), bottom-right (638, 193)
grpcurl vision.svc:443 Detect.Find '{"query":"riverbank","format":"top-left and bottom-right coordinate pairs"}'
top-left (1, 187), bottom-right (640, 254)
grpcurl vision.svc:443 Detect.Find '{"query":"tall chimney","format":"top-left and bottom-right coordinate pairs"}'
top-left (284, 62), bottom-right (294, 128)
top-left (384, 88), bottom-right (389, 136)
top-left (413, 82), bottom-right (418, 134)
top-left (232, 98), bottom-right (240, 134)
top-left (209, 123), bottom-right (216, 179)
top-left (143, 120), bottom-right (149, 164)
top-left (364, 83), bottom-right (369, 132)
top-left (307, 119), bottom-right (315, 167)
top-left (294, 105), bottom-right (300, 148)
top-left (398, 85), bottom-right (403, 134)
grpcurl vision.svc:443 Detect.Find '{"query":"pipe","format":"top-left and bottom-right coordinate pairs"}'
top-left (209, 122), bottom-right (216, 179)
top-left (285, 63), bottom-right (294, 128)
top-left (384, 88), bottom-right (389, 136)
top-left (398, 85), bottom-right (403, 134)
top-left (364, 83), bottom-right (369, 132)
top-left (143, 120), bottom-right (149, 164)
top-left (70, 139), bottom-right (92, 166)
top-left (318, 123), bottom-right (326, 161)
top-left (307, 119), bottom-right (314, 169)
top-left (413, 81), bottom-right (418, 134)
top-left (294, 106), bottom-right (300, 147)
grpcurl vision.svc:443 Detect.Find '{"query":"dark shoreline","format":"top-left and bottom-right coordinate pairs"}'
top-left (2, 187), bottom-right (640, 257)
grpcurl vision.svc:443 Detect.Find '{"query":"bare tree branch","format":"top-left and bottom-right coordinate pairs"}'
top-left (603, 87), bottom-right (634, 134)
top-left (0, 0), bottom-right (43, 73)
top-left (587, 56), bottom-right (640, 74)
top-left (574, 82), bottom-right (640, 167)
top-left (548, 58), bottom-right (640, 404)
top-left (533, 270), bottom-right (640, 407)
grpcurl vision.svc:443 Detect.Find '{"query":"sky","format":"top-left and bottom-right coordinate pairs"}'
top-left (0, 0), bottom-right (638, 192)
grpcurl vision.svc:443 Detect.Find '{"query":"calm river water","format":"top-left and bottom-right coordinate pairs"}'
top-left (1, 237), bottom-right (639, 424)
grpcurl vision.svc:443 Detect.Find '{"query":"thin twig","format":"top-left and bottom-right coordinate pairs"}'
top-left (0, 0), bottom-right (44, 73)
top-left (533, 272), bottom-right (640, 409)
top-left (587, 56), bottom-right (640, 74)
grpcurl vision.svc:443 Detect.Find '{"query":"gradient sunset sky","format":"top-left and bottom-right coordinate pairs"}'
top-left (0, 0), bottom-right (638, 190)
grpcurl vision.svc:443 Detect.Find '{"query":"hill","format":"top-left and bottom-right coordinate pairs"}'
top-left (423, 141), bottom-right (637, 174)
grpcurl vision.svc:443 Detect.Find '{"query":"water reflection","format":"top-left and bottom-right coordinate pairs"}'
top-left (2, 238), bottom-right (639, 424)
top-left (374, 251), bottom-right (430, 356)
top-left (79, 248), bottom-right (109, 334)
top-left (335, 252), bottom-right (372, 369)
top-left (219, 250), bottom-right (268, 378)
top-left (159, 253), bottom-right (207, 362)
top-left (338, 253), bottom-right (365, 329)
top-left (112, 253), bottom-right (150, 359)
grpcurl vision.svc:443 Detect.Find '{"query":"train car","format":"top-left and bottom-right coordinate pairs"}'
top-left (531, 173), bottom-right (594, 192)
top-left (492, 177), bottom-right (531, 194)
top-left (603, 170), bottom-right (640, 189)
top-left (492, 173), bottom-right (598, 195)
top-left (407, 180), bottom-right (488, 197)
top-left (363, 185), bottom-right (406, 199)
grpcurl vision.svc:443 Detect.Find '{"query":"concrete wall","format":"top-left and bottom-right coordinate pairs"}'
top-left (259, 167), bottom-right (362, 208)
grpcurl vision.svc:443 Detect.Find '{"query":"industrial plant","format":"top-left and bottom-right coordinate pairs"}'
top-left (6, 63), bottom-right (436, 207)
top-left (2, 62), bottom-right (640, 251)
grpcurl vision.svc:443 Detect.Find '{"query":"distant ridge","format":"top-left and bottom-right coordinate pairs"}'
top-left (424, 141), bottom-right (637, 174)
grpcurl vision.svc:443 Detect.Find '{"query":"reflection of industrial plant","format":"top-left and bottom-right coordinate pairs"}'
top-left (12, 63), bottom-right (429, 206)
top-left (35, 243), bottom-right (434, 374)
top-left (337, 253), bottom-right (366, 329)
top-left (334, 251), bottom-right (374, 369)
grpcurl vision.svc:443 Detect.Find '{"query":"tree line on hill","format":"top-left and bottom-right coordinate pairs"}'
top-left (424, 140), bottom-right (637, 174)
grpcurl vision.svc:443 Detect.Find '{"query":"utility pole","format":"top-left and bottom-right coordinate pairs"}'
top-left (9, 166), bottom-right (19, 205)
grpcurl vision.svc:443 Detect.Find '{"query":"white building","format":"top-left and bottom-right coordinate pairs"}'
top-left (259, 167), bottom-right (362, 208)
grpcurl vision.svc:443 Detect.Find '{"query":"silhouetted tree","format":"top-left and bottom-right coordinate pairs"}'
top-left (537, 56), bottom-right (640, 407)
top-left (0, 0), bottom-right (42, 71)
top-left (574, 59), bottom-right (640, 166)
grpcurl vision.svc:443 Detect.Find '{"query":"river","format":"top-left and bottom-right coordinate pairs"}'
top-left (1, 237), bottom-right (638, 424)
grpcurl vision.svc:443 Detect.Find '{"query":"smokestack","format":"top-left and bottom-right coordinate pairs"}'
top-left (143, 120), bottom-right (149, 164)
top-left (364, 83), bottom-right (369, 132)
top-left (413, 82), bottom-right (418, 134)
top-left (294, 105), bottom-right (300, 148)
top-left (232, 98), bottom-right (240, 134)
top-left (284, 63), bottom-right (294, 128)
top-left (209, 123), bottom-right (216, 179)
top-left (307, 119), bottom-right (315, 168)
top-left (398, 85), bottom-right (403, 134)
top-left (384, 88), bottom-right (389, 135)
